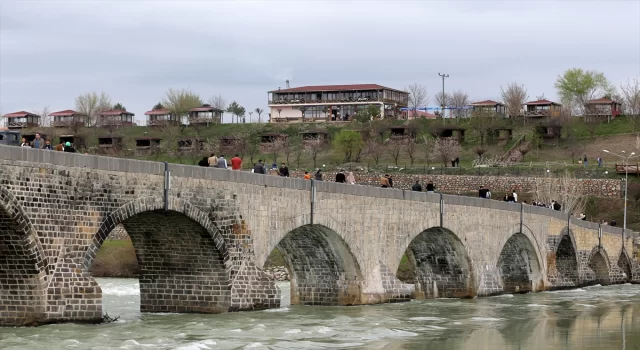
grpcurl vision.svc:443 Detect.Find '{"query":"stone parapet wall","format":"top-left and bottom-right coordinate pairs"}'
top-left (290, 171), bottom-right (622, 198)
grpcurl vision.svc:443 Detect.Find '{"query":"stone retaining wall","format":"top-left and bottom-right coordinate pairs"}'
top-left (291, 171), bottom-right (622, 197)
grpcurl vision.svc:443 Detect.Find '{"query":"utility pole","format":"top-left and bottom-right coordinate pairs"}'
top-left (438, 73), bottom-right (449, 118)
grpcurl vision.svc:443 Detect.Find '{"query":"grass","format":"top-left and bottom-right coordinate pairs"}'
top-left (90, 239), bottom-right (139, 277)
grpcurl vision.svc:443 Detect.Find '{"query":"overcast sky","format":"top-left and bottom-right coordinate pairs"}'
top-left (1, 0), bottom-right (639, 124)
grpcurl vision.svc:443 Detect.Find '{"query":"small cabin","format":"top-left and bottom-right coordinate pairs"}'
top-left (188, 104), bottom-right (223, 125)
top-left (98, 110), bottom-right (135, 127)
top-left (2, 111), bottom-right (40, 130)
top-left (584, 98), bottom-right (622, 122)
top-left (98, 136), bottom-right (123, 148)
top-left (389, 125), bottom-right (418, 140)
top-left (487, 127), bottom-right (513, 145)
top-left (469, 100), bottom-right (506, 117)
top-left (219, 136), bottom-right (242, 148)
top-left (145, 108), bottom-right (179, 126)
top-left (177, 138), bottom-right (203, 151)
top-left (135, 137), bottom-right (161, 149)
top-left (300, 129), bottom-right (330, 142)
top-left (0, 129), bottom-right (20, 146)
top-left (535, 124), bottom-right (563, 143)
top-left (432, 126), bottom-right (466, 142)
top-left (523, 99), bottom-right (562, 118)
top-left (260, 132), bottom-right (287, 144)
top-left (50, 110), bottom-right (86, 128)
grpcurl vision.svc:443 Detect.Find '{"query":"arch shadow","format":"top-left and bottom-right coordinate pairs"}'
top-left (404, 227), bottom-right (475, 299)
top-left (275, 224), bottom-right (363, 306)
top-left (497, 232), bottom-right (544, 293)
top-left (84, 197), bottom-right (232, 314)
top-left (0, 187), bottom-right (48, 325)
top-left (587, 246), bottom-right (611, 286)
top-left (547, 231), bottom-right (580, 289)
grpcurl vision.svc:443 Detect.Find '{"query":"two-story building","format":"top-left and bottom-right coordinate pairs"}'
top-left (50, 110), bottom-right (86, 128)
top-left (469, 100), bottom-right (506, 116)
top-left (523, 99), bottom-right (562, 118)
top-left (188, 104), bottom-right (223, 125)
top-left (98, 110), bottom-right (135, 128)
top-left (2, 111), bottom-right (41, 130)
top-left (584, 97), bottom-right (622, 122)
top-left (144, 107), bottom-right (179, 127)
top-left (268, 83), bottom-right (408, 123)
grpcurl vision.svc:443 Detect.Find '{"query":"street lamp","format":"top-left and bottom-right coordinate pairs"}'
top-left (603, 149), bottom-right (639, 235)
top-left (438, 73), bottom-right (449, 118)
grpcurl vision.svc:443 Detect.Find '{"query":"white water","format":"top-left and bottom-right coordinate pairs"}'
top-left (1, 279), bottom-right (639, 349)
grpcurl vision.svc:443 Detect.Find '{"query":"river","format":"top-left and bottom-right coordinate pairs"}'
top-left (1, 279), bottom-right (639, 349)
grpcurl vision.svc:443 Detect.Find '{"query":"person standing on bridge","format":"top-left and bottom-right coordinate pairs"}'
top-left (412, 180), bottom-right (422, 192)
top-left (335, 170), bottom-right (346, 183)
top-left (279, 162), bottom-right (290, 177)
top-left (231, 154), bottom-right (242, 170)
top-left (346, 172), bottom-right (356, 184)
top-left (63, 141), bottom-right (76, 153)
top-left (314, 168), bottom-right (323, 181)
top-left (208, 153), bottom-right (218, 167)
top-left (253, 160), bottom-right (266, 174)
top-left (217, 155), bottom-right (228, 169)
top-left (380, 175), bottom-right (390, 188)
top-left (426, 182), bottom-right (435, 193)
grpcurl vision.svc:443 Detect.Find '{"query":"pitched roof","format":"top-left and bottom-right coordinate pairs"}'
top-left (145, 108), bottom-right (171, 115)
top-left (585, 97), bottom-right (619, 105)
top-left (408, 110), bottom-right (438, 119)
top-left (3, 111), bottom-right (40, 118)
top-left (525, 99), bottom-right (562, 106)
top-left (269, 84), bottom-right (406, 94)
top-left (470, 100), bottom-right (504, 106)
top-left (100, 109), bottom-right (134, 116)
top-left (49, 109), bottom-right (86, 117)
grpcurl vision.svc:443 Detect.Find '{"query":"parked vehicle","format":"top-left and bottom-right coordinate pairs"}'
top-left (0, 129), bottom-right (21, 146)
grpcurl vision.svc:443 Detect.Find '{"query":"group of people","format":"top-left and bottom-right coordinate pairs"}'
top-left (530, 200), bottom-right (562, 211)
top-left (20, 133), bottom-right (76, 153)
top-left (199, 153), bottom-right (243, 170)
top-left (578, 155), bottom-right (605, 167)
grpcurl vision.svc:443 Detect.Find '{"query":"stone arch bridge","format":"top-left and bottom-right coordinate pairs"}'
top-left (0, 145), bottom-right (638, 326)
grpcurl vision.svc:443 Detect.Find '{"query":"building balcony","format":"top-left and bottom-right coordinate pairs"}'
top-left (189, 117), bottom-right (220, 125)
top-left (523, 110), bottom-right (550, 118)
top-left (269, 96), bottom-right (381, 105)
top-left (147, 119), bottom-right (180, 127)
top-left (6, 120), bottom-right (28, 129)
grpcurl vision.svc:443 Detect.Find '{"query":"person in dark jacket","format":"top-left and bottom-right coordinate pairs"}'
top-left (314, 169), bottom-right (323, 181)
top-left (279, 163), bottom-right (290, 177)
top-left (335, 170), bottom-right (346, 183)
top-left (387, 175), bottom-right (393, 188)
top-left (425, 182), bottom-right (435, 193)
top-left (198, 156), bottom-right (209, 167)
top-left (412, 181), bottom-right (422, 192)
top-left (253, 160), bottom-right (266, 174)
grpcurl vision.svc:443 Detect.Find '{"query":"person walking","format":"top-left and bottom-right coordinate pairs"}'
top-left (217, 155), bottom-right (228, 169)
top-left (479, 186), bottom-right (487, 198)
top-left (387, 175), bottom-right (393, 188)
top-left (412, 180), bottom-right (422, 192)
top-left (346, 172), bottom-right (356, 184)
top-left (335, 170), bottom-right (346, 183)
top-left (512, 190), bottom-right (518, 203)
top-left (314, 169), bottom-right (323, 181)
top-left (583, 155), bottom-right (588, 167)
top-left (278, 162), bottom-right (289, 177)
top-left (253, 160), bottom-right (266, 174)
top-left (597, 157), bottom-right (603, 167)
top-left (231, 154), bottom-right (242, 170)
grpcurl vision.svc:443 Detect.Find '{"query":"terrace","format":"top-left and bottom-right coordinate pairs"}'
top-left (145, 108), bottom-right (179, 126)
top-left (584, 97), bottom-right (622, 122)
top-left (470, 100), bottom-right (506, 117)
top-left (523, 99), bottom-right (562, 118)
top-left (50, 110), bottom-right (86, 128)
top-left (3, 111), bottom-right (40, 129)
top-left (188, 104), bottom-right (223, 125)
top-left (98, 110), bottom-right (135, 127)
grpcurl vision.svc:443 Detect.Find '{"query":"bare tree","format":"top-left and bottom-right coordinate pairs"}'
top-left (532, 170), bottom-right (586, 215)
top-left (75, 91), bottom-right (112, 127)
top-left (405, 140), bottom-right (418, 165)
top-left (386, 139), bottom-right (403, 166)
top-left (473, 146), bottom-right (487, 160)
top-left (434, 92), bottom-right (451, 111)
top-left (282, 134), bottom-right (301, 165)
top-left (406, 83), bottom-right (428, 118)
top-left (266, 139), bottom-right (285, 164)
top-left (33, 106), bottom-right (51, 127)
top-left (434, 137), bottom-right (461, 167)
top-left (208, 94), bottom-right (227, 111)
top-left (449, 90), bottom-right (470, 118)
top-left (364, 135), bottom-right (385, 164)
top-left (419, 134), bottom-right (435, 167)
top-left (305, 139), bottom-right (327, 169)
top-left (500, 82), bottom-right (528, 119)
top-left (620, 77), bottom-right (640, 131)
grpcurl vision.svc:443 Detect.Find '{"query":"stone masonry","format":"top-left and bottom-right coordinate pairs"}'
top-left (0, 145), bottom-right (638, 326)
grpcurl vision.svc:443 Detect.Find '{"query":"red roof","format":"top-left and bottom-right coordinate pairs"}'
top-left (525, 99), bottom-right (561, 106)
top-left (585, 97), bottom-right (619, 105)
top-left (470, 100), bottom-right (504, 106)
top-left (145, 108), bottom-right (171, 115)
top-left (100, 109), bottom-right (134, 116)
top-left (408, 110), bottom-right (438, 119)
top-left (49, 109), bottom-right (85, 117)
top-left (3, 111), bottom-right (40, 118)
top-left (189, 106), bottom-right (222, 112)
top-left (269, 84), bottom-right (406, 93)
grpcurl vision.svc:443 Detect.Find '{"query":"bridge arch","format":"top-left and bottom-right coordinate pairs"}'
top-left (617, 249), bottom-right (633, 282)
top-left (0, 187), bottom-right (48, 325)
top-left (268, 224), bottom-right (364, 306)
top-left (496, 231), bottom-right (544, 293)
top-left (547, 229), bottom-right (580, 288)
top-left (403, 227), bottom-right (475, 299)
top-left (587, 246), bottom-right (611, 286)
top-left (84, 196), bottom-right (232, 314)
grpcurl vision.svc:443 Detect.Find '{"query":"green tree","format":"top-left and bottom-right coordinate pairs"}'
top-left (333, 130), bottom-right (363, 162)
top-left (153, 102), bottom-right (164, 110)
top-left (354, 105), bottom-right (381, 124)
top-left (112, 102), bottom-right (126, 111)
top-left (227, 101), bottom-right (245, 124)
top-left (555, 68), bottom-right (615, 115)
top-left (162, 88), bottom-right (202, 123)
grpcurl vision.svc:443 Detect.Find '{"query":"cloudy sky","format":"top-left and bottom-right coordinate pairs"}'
top-left (1, 0), bottom-right (639, 124)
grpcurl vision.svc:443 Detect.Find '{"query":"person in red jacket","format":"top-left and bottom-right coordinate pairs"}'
top-left (230, 154), bottom-right (242, 170)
